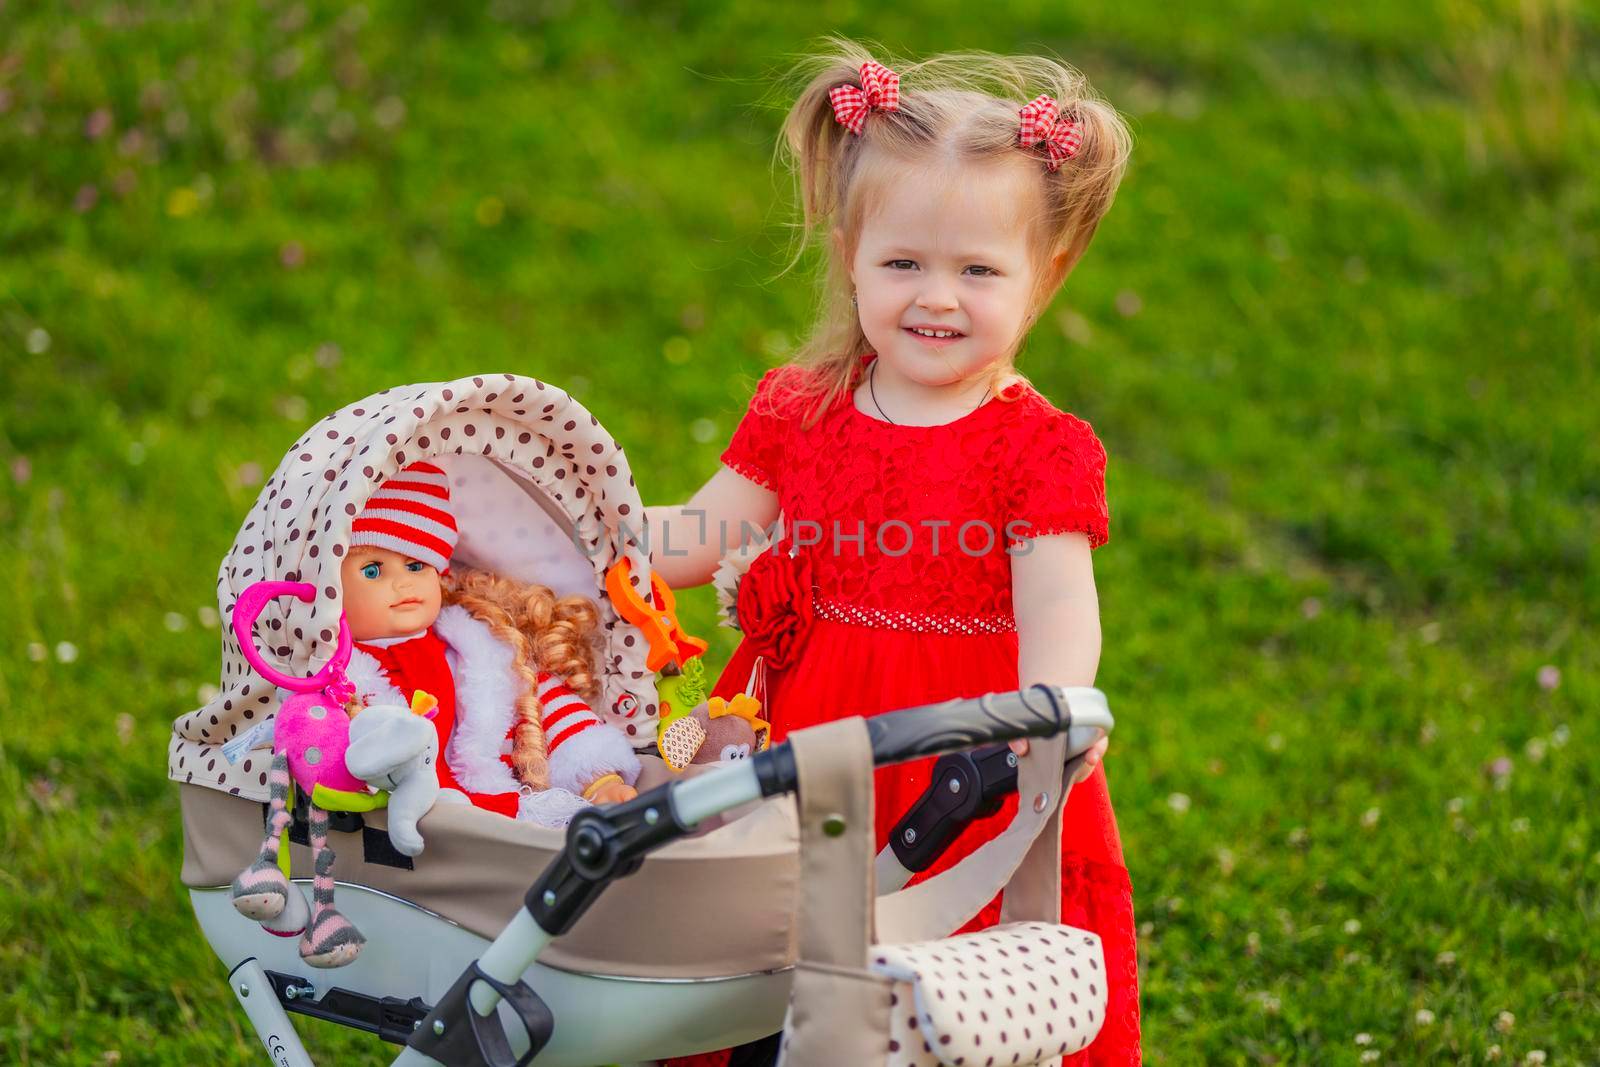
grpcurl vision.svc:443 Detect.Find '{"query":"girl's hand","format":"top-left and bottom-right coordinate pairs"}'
top-left (1008, 735), bottom-right (1109, 784)
top-left (588, 780), bottom-right (637, 806)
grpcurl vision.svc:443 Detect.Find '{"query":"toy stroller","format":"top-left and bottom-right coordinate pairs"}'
top-left (170, 374), bottom-right (1115, 1065)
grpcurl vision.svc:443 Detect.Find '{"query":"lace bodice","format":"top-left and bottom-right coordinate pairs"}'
top-left (721, 363), bottom-right (1109, 620)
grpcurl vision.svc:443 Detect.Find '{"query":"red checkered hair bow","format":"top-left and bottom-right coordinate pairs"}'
top-left (1018, 94), bottom-right (1083, 171)
top-left (829, 61), bottom-right (901, 136)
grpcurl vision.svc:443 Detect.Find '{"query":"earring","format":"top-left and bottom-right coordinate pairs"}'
top-left (851, 291), bottom-right (858, 309)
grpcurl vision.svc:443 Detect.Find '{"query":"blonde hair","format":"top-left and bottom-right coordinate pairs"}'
top-left (774, 39), bottom-right (1133, 423)
top-left (443, 568), bottom-right (602, 792)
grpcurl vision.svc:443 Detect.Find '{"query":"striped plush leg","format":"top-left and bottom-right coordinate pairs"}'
top-left (230, 753), bottom-right (293, 922)
top-left (297, 804), bottom-right (365, 968)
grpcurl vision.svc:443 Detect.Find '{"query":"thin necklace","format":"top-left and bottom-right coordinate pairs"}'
top-left (869, 360), bottom-right (992, 426)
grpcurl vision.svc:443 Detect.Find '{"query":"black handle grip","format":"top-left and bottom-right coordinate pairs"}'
top-left (751, 685), bottom-right (1069, 800)
top-left (862, 685), bottom-right (1067, 767)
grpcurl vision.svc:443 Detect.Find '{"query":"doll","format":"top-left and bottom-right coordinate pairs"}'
top-left (339, 461), bottom-right (641, 822)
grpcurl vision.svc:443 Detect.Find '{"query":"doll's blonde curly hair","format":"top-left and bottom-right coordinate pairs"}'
top-left (443, 568), bottom-right (602, 793)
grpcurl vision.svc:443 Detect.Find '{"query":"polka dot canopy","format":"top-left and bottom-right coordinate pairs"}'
top-left (169, 374), bottom-right (659, 801)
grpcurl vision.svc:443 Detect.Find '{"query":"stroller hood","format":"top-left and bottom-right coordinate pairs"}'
top-left (169, 373), bottom-right (660, 801)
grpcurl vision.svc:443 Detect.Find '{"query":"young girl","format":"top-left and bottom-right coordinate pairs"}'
top-left (648, 43), bottom-right (1138, 1064)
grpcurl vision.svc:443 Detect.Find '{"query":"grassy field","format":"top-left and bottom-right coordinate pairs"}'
top-left (1, 1), bottom-right (1596, 1064)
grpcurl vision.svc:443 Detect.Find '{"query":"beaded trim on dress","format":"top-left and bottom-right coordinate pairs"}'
top-left (813, 596), bottom-right (1017, 635)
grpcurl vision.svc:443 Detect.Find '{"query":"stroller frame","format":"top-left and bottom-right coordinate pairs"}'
top-left (216, 685), bottom-right (1112, 1067)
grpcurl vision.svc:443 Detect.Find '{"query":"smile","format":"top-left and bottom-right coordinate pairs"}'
top-left (904, 326), bottom-right (964, 346)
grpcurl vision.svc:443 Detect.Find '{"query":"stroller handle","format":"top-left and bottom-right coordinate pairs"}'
top-left (750, 684), bottom-right (1110, 802)
top-left (523, 686), bottom-right (1109, 937)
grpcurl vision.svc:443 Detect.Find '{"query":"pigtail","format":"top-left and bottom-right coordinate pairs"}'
top-left (1037, 93), bottom-right (1133, 283)
top-left (776, 41), bottom-right (906, 424)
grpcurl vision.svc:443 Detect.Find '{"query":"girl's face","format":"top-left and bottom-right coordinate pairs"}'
top-left (340, 546), bottom-right (443, 642)
top-left (848, 159), bottom-right (1041, 395)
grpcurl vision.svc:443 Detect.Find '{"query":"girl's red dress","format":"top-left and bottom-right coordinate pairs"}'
top-left (678, 363), bottom-right (1140, 1065)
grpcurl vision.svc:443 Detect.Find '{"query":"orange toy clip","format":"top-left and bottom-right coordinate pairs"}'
top-left (605, 557), bottom-right (709, 672)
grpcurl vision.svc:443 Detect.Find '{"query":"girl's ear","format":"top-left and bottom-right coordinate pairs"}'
top-left (832, 226), bottom-right (854, 285)
top-left (1045, 248), bottom-right (1074, 291)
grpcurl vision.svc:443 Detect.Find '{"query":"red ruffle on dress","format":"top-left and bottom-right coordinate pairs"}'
top-left (691, 362), bottom-right (1140, 1066)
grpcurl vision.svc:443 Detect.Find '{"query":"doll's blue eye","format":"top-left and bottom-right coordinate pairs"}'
top-left (361, 563), bottom-right (381, 579)
top-left (406, 561), bottom-right (425, 572)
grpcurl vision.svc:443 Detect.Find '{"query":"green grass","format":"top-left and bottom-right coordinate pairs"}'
top-left (1, 1), bottom-right (1596, 1064)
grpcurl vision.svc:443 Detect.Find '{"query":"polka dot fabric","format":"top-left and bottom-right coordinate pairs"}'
top-left (169, 374), bottom-right (660, 801)
top-left (872, 922), bottom-right (1106, 1067)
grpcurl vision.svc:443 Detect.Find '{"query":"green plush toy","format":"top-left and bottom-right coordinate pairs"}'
top-left (655, 655), bottom-right (708, 739)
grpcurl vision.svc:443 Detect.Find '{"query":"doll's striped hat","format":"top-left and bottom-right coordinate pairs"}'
top-left (350, 461), bottom-right (458, 571)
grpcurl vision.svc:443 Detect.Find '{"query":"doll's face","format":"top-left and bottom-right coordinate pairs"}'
top-left (340, 546), bottom-right (443, 642)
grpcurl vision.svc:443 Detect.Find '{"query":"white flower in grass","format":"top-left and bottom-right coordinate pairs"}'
top-left (1414, 1008), bottom-right (1435, 1026)
top-left (1524, 1051), bottom-right (1546, 1065)
top-left (1245, 931), bottom-right (1261, 956)
top-left (28, 642), bottom-right (47, 662)
top-left (1550, 724), bottom-right (1569, 748)
top-left (1251, 992), bottom-right (1280, 1015)
top-left (1495, 1011), bottom-right (1515, 1033)
top-left (1354, 1033), bottom-right (1372, 1046)
top-left (1344, 919), bottom-right (1362, 935)
top-left (1288, 826), bottom-right (1309, 847)
top-left (1267, 732), bottom-right (1286, 751)
top-left (1486, 1045), bottom-right (1502, 1061)
top-left (115, 713), bottom-right (136, 745)
top-left (1510, 817), bottom-right (1530, 834)
top-left (374, 95), bottom-right (406, 129)
top-left (1447, 797), bottom-right (1465, 814)
top-left (197, 606), bottom-right (219, 628)
top-left (1536, 664), bottom-right (1560, 691)
top-left (1435, 950), bottom-right (1457, 967)
top-left (55, 641), bottom-right (79, 663)
top-left (1360, 1051), bottom-right (1380, 1063)
top-left (163, 612), bottom-right (188, 632)
top-left (1524, 737), bottom-right (1547, 763)
top-left (1361, 807), bottom-right (1381, 828)
top-left (1216, 847), bottom-right (1236, 876)
top-left (26, 327), bottom-right (50, 354)
top-left (1167, 792), bottom-right (1191, 814)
